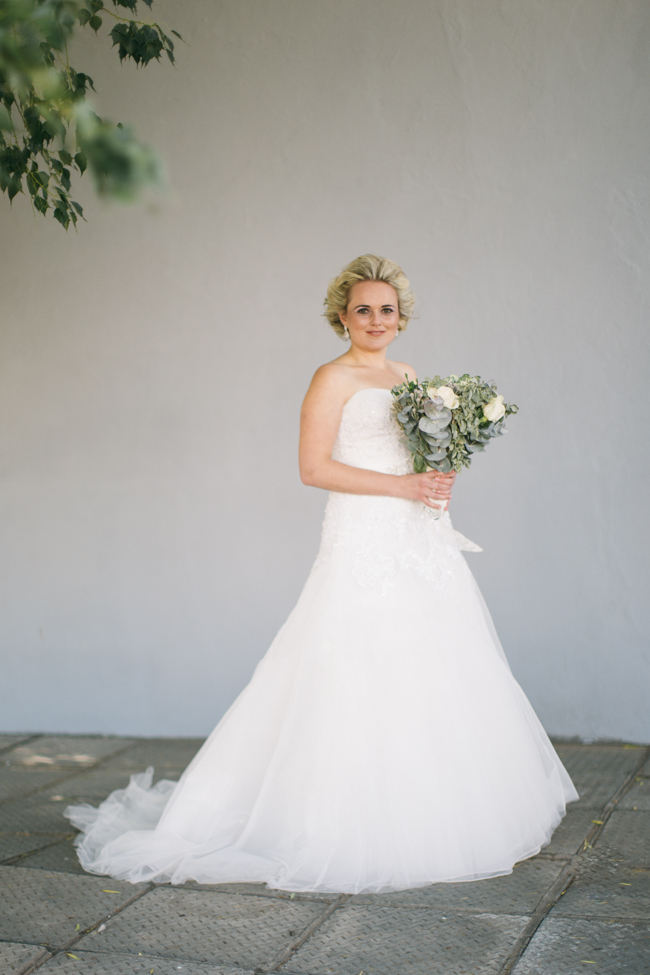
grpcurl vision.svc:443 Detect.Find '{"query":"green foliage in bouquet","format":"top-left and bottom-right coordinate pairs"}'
top-left (0, 0), bottom-right (181, 228)
top-left (391, 374), bottom-right (519, 474)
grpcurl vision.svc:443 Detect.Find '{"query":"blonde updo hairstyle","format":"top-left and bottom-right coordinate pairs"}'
top-left (323, 254), bottom-right (415, 339)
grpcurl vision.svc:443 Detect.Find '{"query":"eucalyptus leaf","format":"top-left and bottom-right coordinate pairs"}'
top-left (419, 416), bottom-right (451, 436)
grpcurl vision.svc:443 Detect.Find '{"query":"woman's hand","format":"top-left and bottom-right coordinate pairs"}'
top-left (398, 470), bottom-right (457, 510)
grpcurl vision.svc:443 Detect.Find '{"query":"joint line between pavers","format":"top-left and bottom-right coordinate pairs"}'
top-left (498, 860), bottom-right (578, 975)
top-left (1, 835), bottom-right (75, 868)
top-left (17, 881), bottom-right (157, 975)
top-left (579, 743), bottom-right (650, 855)
top-left (0, 735), bottom-right (44, 758)
top-left (498, 742), bottom-right (650, 974)
top-left (15, 947), bottom-right (53, 975)
top-left (0, 739), bottom-right (145, 807)
top-left (261, 893), bottom-right (351, 973)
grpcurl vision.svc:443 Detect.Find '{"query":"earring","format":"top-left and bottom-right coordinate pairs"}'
top-left (342, 325), bottom-right (349, 340)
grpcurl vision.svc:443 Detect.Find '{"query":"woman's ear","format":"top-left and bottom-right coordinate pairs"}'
top-left (338, 309), bottom-right (348, 327)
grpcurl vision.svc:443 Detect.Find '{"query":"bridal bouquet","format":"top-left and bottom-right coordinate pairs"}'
top-left (391, 374), bottom-right (518, 473)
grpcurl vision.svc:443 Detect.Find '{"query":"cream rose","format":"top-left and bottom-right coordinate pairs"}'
top-left (483, 394), bottom-right (506, 422)
top-left (428, 385), bottom-right (459, 409)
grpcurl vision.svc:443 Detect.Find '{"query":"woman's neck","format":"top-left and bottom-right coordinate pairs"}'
top-left (342, 348), bottom-right (389, 369)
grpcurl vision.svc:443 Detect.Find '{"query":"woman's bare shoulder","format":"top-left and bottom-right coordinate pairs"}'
top-left (302, 360), bottom-right (353, 409)
top-left (390, 359), bottom-right (418, 382)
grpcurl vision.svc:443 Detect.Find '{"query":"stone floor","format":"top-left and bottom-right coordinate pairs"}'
top-left (0, 733), bottom-right (648, 975)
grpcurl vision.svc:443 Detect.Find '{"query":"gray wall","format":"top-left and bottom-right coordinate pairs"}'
top-left (2, 0), bottom-right (649, 741)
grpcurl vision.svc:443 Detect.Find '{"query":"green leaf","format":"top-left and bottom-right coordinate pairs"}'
top-left (0, 104), bottom-right (13, 132)
top-left (23, 106), bottom-right (51, 147)
top-left (89, 14), bottom-right (103, 31)
top-left (7, 176), bottom-right (22, 201)
top-left (71, 71), bottom-right (94, 95)
top-left (419, 416), bottom-right (450, 435)
top-left (34, 195), bottom-right (48, 214)
top-left (53, 206), bottom-right (69, 228)
top-left (59, 149), bottom-right (72, 165)
top-left (74, 151), bottom-right (87, 174)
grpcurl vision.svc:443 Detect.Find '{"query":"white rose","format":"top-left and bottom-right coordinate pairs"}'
top-left (483, 394), bottom-right (506, 422)
top-left (428, 385), bottom-right (459, 409)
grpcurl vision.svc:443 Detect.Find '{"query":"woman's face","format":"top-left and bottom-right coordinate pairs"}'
top-left (339, 280), bottom-right (400, 351)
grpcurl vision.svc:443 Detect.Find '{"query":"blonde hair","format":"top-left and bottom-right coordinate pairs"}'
top-left (323, 254), bottom-right (415, 338)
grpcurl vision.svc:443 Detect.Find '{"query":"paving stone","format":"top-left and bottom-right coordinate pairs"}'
top-left (182, 879), bottom-right (338, 902)
top-left (4, 736), bottom-right (134, 769)
top-left (618, 775), bottom-right (650, 810)
top-left (0, 832), bottom-right (63, 862)
top-left (101, 738), bottom-right (204, 771)
top-left (550, 848), bottom-right (650, 921)
top-left (537, 801), bottom-right (603, 856)
top-left (0, 796), bottom-right (76, 834)
top-left (49, 767), bottom-right (152, 800)
top-left (554, 745), bottom-right (644, 806)
top-left (0, 941), bottom-right (50, 973)
top-left (76, 887), bottom-right (328, 968)
top-left (285, 905), bottom-right (529, 975)
top-left (36, 950), bottom-right (256, 974)
top-left (0, 735), bottom-right (37, 753)
top-left (511, 916), bottom-right (650, 974)
top-left (593, 809), bottom-right (650, 865)
top-left (0, 865), bottom-right (147, 948)
top-left (1, 735), bottom-right (648, 975)
top-left (350, 857), bottom-right (566, 913)
top-left (17, 838), bottom-right (87, 875)
top-left (0, 767), bottom-right (74, 801)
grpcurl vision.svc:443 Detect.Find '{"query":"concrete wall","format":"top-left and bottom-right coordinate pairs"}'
top-left (2, 0), bottom-right (649, 741)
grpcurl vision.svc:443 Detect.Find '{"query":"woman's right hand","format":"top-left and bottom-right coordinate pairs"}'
top-left (397, 470), bottom-right (457, 510)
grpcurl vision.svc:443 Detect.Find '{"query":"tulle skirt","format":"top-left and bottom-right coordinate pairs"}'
top-left (65, 500), bottom-right (579, 894)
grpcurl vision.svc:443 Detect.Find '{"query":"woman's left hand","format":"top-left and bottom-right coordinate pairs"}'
top-left (429, 471), bottom-right (456, 510)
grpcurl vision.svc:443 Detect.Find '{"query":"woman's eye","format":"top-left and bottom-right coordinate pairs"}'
top-left (382, 307), bottom-right (395, 314)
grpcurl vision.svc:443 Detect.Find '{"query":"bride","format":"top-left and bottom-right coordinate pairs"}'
top-left (65, 254), bottom-right (579, 894)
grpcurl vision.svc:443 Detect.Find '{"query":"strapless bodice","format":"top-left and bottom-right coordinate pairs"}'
top-left (331, 387), bottom-right (413, 476)
top-left (317, 386), bottom-right (482, 594)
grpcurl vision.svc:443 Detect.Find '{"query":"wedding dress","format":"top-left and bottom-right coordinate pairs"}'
top-left (65, 386), bottom-right (579, 894)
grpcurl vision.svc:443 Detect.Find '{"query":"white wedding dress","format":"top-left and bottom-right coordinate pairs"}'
top-left (65, 387), bottom-right (579, 894)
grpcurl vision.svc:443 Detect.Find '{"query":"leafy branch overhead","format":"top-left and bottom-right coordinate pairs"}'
top-left (0, 0), bottom-right (182, 228)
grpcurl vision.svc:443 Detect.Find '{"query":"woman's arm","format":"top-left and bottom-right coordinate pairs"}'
top-left (298, 366), bottom-right (455, 509)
